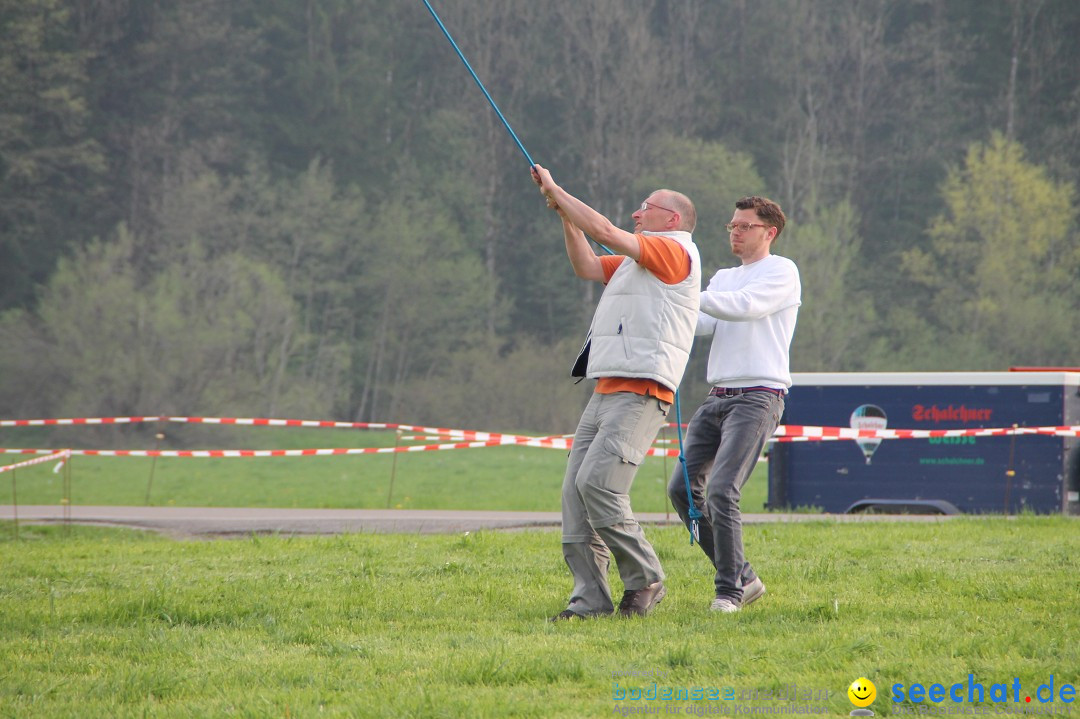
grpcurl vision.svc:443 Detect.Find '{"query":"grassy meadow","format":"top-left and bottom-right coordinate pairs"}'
top-left (2, 426), bottom-right (769, 513)
top-left (4, 422), bottom-right (1077, 717)
top-left (2, 518), bottom-right (1078, 718)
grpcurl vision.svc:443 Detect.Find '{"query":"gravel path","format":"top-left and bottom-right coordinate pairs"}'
top-left (1, 505), bottom-right (960, 539)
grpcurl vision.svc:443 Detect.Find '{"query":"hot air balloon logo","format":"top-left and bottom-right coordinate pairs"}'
top-left (849, 404), bottom-right (887, 464)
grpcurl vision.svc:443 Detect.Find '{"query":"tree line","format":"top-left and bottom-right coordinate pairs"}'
top-left (2, 0), bottom-right (1078, 432)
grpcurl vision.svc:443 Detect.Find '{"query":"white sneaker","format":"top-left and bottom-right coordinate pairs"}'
top-left (741, 577), bottom-right (766, 607)
top-left (709, 597), bottom-right (739, 613)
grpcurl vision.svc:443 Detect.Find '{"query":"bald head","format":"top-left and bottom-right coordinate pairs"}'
top-left (655, 189), bottom-right (696, 232)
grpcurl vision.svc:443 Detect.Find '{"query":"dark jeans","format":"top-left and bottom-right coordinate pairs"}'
top-left (667, 390), bottom-right (784, 602)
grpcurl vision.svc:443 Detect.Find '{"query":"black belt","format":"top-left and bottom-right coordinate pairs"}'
top-left (709, 386), bottom-right (785, 398)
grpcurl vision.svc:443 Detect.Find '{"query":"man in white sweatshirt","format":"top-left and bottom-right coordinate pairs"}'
top-left (667, 195), bottom-right (801, 613)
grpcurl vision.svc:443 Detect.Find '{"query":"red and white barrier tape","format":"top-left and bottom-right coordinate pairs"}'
top-left (0, 415), bottom-right (537, 441)
top-left (0, 449), bottom-right (70, 474)
top-left (3, 416), bottom-right (1078, 462)
top-left (1, 416), bottom-right (162, 427)
top-left (4, 415), bottom-right (1078, 439)
top-left (4, 427), bottom-right (1074, 460)
top-left (0, 437), bottom-right (574, 459)
top-left (401, 433), bottom-right (574, 443)
top-left (771, 425), bottom-right (1080, 440)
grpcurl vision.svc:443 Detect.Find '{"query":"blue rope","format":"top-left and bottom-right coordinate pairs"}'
top-left (421, 2), bottom-right (615, 254)
top-left (421, 0), bottom-right (693, 540)
top-left (674, 390), bottom-right (702, 544)
top-left (421, 0), bottom-right (535, 167)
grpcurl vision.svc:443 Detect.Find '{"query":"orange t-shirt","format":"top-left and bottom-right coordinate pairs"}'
top-left (593, 234), bottom-right (692, 404)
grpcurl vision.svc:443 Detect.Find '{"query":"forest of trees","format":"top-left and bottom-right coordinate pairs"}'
top-left (2, 0), bottom-right (1079, 432)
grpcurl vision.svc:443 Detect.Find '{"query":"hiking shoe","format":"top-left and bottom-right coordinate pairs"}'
top-left (549, 609), bottom-right (587, 622)
top-left (741, 576), bottom-right (766, 607)
top-left (618, 581), bottom-right (666, 617)
top-left (709, 597), bottom-right (740, 613)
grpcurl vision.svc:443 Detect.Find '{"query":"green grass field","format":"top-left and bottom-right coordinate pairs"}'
top-left (2, 518), bottom-right (1078, 718)
top-left (2, 427), bottom-right (769, 513)
top-left (4, 424), bottom-right (1076, 717)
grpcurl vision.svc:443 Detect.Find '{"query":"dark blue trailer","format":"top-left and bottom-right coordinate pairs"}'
top-left (767, 371), bottom-right (1080, 515)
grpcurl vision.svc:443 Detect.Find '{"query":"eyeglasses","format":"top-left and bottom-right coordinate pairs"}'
top-left (725, 222), bottom-right (769, 233)
top-left (639, 200), bottom-right (677, 214)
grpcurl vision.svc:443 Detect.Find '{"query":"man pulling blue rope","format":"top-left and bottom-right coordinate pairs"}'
top-left (532, 164), bottom-right (701, 621)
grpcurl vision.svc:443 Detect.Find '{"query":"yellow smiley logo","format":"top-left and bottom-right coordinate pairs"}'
top-left (848, 677), bottom-right (877, 708)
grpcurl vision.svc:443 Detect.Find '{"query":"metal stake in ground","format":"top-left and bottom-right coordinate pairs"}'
top-left (386, 429), bottom-right (403, 509)
top-left (63, 452), bottom-right (72, 536)
top-left (144, 432), bottom-right (165, 505)
top-left (10, 468), bottom-right (17, 541)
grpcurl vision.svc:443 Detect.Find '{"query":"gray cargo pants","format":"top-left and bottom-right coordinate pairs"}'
top-left (560, 391), bottom-right (669, 616)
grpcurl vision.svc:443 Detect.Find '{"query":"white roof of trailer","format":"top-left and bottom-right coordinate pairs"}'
top-left (791, 372), bottom-right (1080, 387)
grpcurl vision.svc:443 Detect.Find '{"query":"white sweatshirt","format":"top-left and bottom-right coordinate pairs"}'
top-left (696, 254), bottom-right (801, 389)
